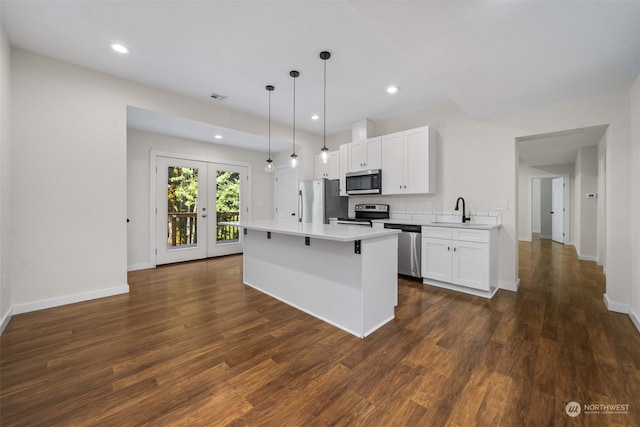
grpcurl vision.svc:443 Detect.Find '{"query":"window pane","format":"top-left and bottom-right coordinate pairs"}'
top-left (216, 170), bottom-right (240, 243)
top-left (167, 166), bottom-right (198, 248)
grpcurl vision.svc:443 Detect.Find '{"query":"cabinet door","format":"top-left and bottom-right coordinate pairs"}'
top-left (348, 141), bottom-right (365, 172)
top-left (339, 144), bottom-right (348, 196)
top-left (381, 132), bottom-right (405, 194)
top-left (453, 240), bottom-right (489, 290)
top-left (404, 127), bottom-right (434, 194)
top-left (326, 151), bottom-right (340, 179)
top-left (422, 237), bottom-right (452, 282)
top-left (364, 137), bottom-right (382, 170)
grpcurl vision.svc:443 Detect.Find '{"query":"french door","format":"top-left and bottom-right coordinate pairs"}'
top-left (155, 156), bottom-right (248, 265)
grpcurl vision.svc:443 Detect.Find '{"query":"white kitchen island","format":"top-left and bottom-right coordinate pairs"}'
top-left (228, 220), bottom-right (400, 338)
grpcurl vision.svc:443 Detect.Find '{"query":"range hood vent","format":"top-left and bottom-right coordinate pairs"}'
top-left (352, 119), bottom-right (375, 142)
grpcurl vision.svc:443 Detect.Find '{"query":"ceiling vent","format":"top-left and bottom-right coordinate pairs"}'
top-left (209, 92), bottom-right (228, 101)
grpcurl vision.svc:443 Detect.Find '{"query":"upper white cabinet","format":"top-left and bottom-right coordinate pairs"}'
top-left (314, 150), bottom-right (340, 180)
top-left (381, 126), bottom-right (436, 195)
top-left (339, 144), bottom-right (349, 196)
top-left (347, 137), bottom-right (381, 172)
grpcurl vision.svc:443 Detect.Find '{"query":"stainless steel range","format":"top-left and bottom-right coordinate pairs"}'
top-left (334, 204), bottom-right (389, 227)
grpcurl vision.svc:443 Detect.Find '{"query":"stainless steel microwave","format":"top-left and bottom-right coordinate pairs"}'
top-left (346, 169), bottom-right (382, 195)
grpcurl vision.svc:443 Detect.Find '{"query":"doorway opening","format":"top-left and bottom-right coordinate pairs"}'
top-left (517, 124), bottom-right (607, 271)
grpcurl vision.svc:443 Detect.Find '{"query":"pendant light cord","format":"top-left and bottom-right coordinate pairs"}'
top-left (323, 58), bottom-right (327, 149)
top-left (292, 75), bottom-right (296, 156)
top-left (268, 89), bottom-right (271, 159)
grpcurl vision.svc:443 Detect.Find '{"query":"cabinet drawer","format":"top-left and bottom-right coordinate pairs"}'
top-left (422, 226), bottom-right (453, 239)
top-left (452, 228), bottom-right (489, 243)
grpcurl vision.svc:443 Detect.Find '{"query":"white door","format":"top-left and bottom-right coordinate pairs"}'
top-left (156, 157), bottom-right (208, 265)
top-left (207, 163), bottom-right (248, 258)
top-left (551, 177), bottom-right (565, 243)
top-left (275, 166), bottom-right (299, 223)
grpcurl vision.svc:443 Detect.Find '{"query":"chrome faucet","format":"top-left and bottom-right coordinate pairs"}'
top-left (455, 197), bottom-right (470, 223)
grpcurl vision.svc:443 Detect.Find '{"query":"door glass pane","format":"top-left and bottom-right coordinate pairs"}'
top-left (216, 170), bottom-right (240, 243)
top-left (167, 166), bottom-right (198, 248)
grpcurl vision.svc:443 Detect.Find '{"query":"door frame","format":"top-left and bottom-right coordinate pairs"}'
top-left (149, 150), bottom-right (252, 268)
top-left (527, 174), bottom-right (571, 244)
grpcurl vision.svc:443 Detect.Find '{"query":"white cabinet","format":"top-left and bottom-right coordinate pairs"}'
top-left (339, 144), bottom-right (349, 196)
top-left (314, 150), bottom-right (339, 180)
top-left (421, 226), bottom-right (497, 292)
top-left (347, 137), bottom-right (381, 172)
top-left (382, 126), bottom-right (436, 195)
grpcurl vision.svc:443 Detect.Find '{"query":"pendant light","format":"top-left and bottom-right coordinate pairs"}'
top-left (289, 70), bottom-right (300, 168)
top-left (264, 85), bottom-right (275, 173)
top-left (319, 51), bottom-right (331, 164)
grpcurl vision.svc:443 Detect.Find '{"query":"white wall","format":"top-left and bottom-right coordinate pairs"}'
top-left (10, 49), bottom-right (320, 313)
top-left (574, 146), bottom-right (598, 260)
top-left (127, 129), bottom-right (275, 270)
top-left (531, 179), bottom-right (541, 233)
top-left (0, 23), bottom-right (11, 330)
top-left (630, 73), bottom-right (640, 327)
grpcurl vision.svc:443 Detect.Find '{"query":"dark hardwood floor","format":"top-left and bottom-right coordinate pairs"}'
top-left (1, 237), bottom-right (639, 426)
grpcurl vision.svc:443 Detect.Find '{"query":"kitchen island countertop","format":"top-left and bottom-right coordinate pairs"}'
top-left (223, 220), bottom-right (401, 242)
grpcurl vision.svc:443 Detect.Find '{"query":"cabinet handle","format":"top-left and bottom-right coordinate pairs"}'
top-left (454, 247), bottom-right (457, 252)
top-left (447, 246), bottom-right (450, 251)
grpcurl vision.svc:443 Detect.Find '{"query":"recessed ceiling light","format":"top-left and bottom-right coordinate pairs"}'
top-left (387, 85), bottom-right (399, 94)
top-left (110, 43), bottom-right (129, 54)
top-left (311, 114), bottom-right (319, 120)
top-left (214, 134), bottom-right (222, 139)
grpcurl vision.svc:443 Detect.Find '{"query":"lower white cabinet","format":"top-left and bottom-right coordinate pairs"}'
top-left (421, 226), bottom-right (498, 292)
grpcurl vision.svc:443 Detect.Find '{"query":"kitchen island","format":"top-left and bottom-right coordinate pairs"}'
top-left (227, 220), bottom-right (400, 338)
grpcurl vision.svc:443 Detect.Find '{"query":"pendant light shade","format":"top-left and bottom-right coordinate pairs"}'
top-left (320, 51), bottom-right (331, 164)
top-left (290, 70), bottom-right (300, 168)
top-left (265, 85), bottom-right (275, 173)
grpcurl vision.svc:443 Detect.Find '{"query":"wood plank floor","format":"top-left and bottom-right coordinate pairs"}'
top-left (2, 237), bottom-right (639, 426)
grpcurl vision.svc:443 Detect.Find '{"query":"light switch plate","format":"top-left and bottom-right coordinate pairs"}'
top-left (491, 200), bottom-right (508, 210)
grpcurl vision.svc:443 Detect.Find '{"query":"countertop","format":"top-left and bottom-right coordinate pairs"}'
top-left (373, 219), bottom-right (501, 230)
top-left (222, 220), bottom-right (401, 242)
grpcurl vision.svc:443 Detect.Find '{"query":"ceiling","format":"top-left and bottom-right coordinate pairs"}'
top-left (518, 125), bottom-right (608, 167)
top-left (1, 1), bottom-right (639, 153)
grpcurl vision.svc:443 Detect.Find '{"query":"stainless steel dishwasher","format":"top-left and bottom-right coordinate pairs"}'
top-left (384, 223), bottom-right (422, 278)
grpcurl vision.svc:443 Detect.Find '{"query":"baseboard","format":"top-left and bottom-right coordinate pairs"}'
top-left (577, 252), bottom-right (597, 262)
top-left (603, 293), bottom-right (628, 314)
top-left (128, 263), bottom-right (154, 272)
top-left (0, 307), bottom-right (13, 335)
top-left (12, 285), bottom-right (129, 315)
top-left (499, 278), bottom-right (520, 292)
top-left (629, 308), bottom-right (640, 335)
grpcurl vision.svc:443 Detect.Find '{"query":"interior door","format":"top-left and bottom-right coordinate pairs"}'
top-left (156, 157), bottom-right (208, 265)
top-left (275, 166), bottom-right (299, 223)
top-left (207, 163), bottom-right (248, 257)
top-left (551, 177), bottom-right (565, 243)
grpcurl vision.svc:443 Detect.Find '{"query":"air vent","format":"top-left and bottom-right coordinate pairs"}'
top-left (209, 92), bottom-right (228, 101)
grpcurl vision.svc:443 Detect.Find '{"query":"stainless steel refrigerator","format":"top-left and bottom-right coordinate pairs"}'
top-left (299, 179), bottom-right (348, 224)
